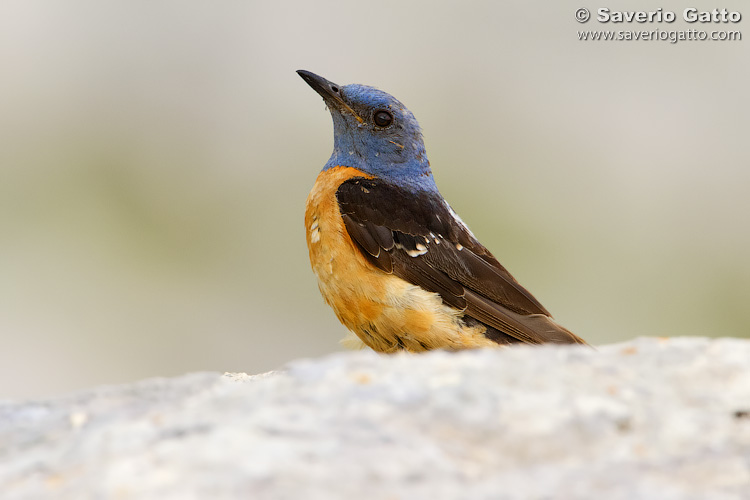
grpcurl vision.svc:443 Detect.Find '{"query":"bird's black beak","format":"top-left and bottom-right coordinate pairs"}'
top-left (297, 70), bottom-right (363, 124)
top-left (297, 70), bottom-right (340, 101)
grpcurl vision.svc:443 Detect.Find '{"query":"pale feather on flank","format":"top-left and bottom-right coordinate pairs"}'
top-left (309, 217), bottom-right (321, 243)
top-left (340, 331), bottom-right (366, 350)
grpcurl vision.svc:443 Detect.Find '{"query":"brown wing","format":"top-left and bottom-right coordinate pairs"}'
top-left (336, 177), bottom-right (586, 345)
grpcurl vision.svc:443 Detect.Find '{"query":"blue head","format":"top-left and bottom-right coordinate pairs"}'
top-left (298, 70), bottom-right (436, 192)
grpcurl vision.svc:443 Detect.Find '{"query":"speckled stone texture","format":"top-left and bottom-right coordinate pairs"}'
top-left (1, 337), bottom-right (749, 500)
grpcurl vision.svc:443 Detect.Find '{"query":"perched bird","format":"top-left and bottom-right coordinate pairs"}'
top-left (298, 70), bottom-right (586, 352)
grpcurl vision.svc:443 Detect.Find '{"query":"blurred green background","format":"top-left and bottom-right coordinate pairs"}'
top-left (1, 1), bottom-right (748, 398)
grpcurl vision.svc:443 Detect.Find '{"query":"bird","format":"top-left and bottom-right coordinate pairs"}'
top-left (298, 70), bottom-right (586, 352)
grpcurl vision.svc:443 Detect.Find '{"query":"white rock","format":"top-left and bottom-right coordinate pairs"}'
top-left (1, 337), bottom-right (749, 499)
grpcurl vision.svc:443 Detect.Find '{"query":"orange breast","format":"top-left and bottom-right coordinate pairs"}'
top-left (304, 166), bottom-right (497, 353)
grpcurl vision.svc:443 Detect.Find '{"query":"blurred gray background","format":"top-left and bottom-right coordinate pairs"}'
top-left (1, 1), bottom-right (748, 398)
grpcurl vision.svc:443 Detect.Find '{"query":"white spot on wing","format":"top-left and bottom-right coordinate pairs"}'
top-left (395, 242), bottom-right (428, 257)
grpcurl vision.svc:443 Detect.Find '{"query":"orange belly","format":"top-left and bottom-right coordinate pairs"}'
top-left (304, 166), bottom-right (497, 353)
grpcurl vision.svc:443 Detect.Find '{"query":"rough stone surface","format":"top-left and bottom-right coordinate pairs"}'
top-left (1, 337), bottom-right (749, 499)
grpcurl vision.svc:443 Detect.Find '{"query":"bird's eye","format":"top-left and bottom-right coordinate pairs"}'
top-left (373, 110), bottom-right (393, 127)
